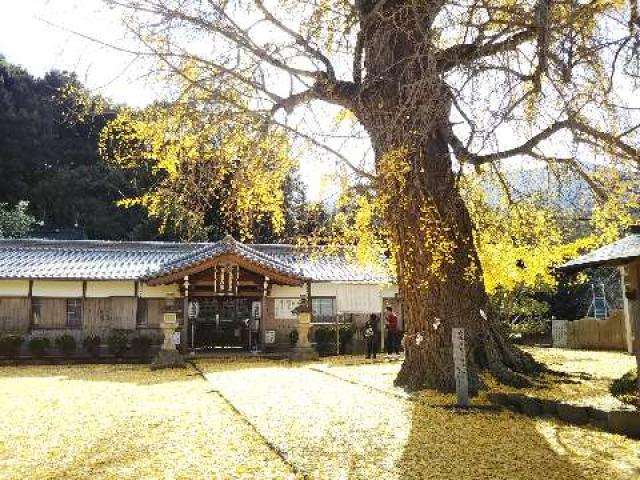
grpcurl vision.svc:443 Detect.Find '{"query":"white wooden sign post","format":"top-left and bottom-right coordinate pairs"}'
top-left (452, 328), bottom-right (469, 407)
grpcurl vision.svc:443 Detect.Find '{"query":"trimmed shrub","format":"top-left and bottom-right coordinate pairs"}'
top-left (313, 326), bottom-right (356, 355)
top-left (289, 329), bottom-right (299, 347)
top-left (131, 335), bottom-right (153, 357)
top-left (0, 335), bottom-right (24, 357)
top-left (55, 334), bottom-right (77, 358)
top-left (107, 330), bottom-right (129, 357)
top-left (611, 369), bottom-right (639, 409)
top-left (83, 335), bottom-right (101, 357)
top-left (509, 318), bottom-right (549, 338)
top-left (338, 326), bottom-right (355, 354)
top-left (313, 326), bottom-right (335, 356)
top-left (28, 337), bottom-right (50, 358)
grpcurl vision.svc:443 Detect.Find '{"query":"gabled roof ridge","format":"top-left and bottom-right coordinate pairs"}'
top-left (559, 232), bottom-right (640, 271)
top-left (147, 235), bottom-right (305, 281)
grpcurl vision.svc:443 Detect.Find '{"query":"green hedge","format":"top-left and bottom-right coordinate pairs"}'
top-left (313, 326), bottom-right (355, 356)
top-left (83, 335), bottom-right (101, 357)
top-left (0, 335), bottom-right (24, 357)
top-left (107, 330), bottom-right (129, 357)
top-left (27, 337), bottom-right (50, 358)
top-left (131, 335), bottom-right (153, 357)
top-left (55, 335), bottom-right (77, 358)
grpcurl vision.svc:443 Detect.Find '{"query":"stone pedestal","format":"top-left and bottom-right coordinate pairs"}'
top-left (289, 311), bottom-right (318, 361)
top-left (151, 316), bottom-right (185, 369)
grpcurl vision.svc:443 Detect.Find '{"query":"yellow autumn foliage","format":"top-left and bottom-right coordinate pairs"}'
top-left (462, 167), bottom-right (639, 297)
top-left (99, 75), bottom-right (294, 241)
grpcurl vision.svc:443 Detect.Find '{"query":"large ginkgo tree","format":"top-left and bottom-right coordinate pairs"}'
top-left (104, 0), bottom-right (640, 391)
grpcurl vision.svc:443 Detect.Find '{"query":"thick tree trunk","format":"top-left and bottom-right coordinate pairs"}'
top-left (354, 0), bottom-right (540, 392)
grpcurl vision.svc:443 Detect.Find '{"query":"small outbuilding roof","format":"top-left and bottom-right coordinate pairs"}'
top-left (559, 227), bottom-right (640, 272)
top-left (0, 237), bottom-right (390, 283)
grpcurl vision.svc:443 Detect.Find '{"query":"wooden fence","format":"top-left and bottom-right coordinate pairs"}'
top-left (566, 310), bottom-right (629, 351)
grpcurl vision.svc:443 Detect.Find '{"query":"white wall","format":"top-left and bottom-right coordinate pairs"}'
top-left (270, 285), bottom-right (305, 298)
top-left (85, 281), bottom-right (136, 298)
top-left (32, 280), bottom-right (83, 298)
top-left (274, 298), bottom-right (299, 319)
top-left (139, 282), bottom-right (181, 298)
top-left (270, 282), bottom-right (398, 314)
top-left (0, 280), bottom-right (30, 297)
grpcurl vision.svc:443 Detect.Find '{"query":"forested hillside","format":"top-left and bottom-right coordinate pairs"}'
top-left (0, 55), bottom-right (327, 242)
top-left (0, 55), bottom-right (161, 240)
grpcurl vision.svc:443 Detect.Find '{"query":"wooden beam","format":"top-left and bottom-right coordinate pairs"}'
top-left (631, 262), bottom-right (640, 390)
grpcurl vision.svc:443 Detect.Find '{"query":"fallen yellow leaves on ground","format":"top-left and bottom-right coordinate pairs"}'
top-left (204, 366), bottom-right (411, 479)
top-left (203, 359), bottom-right (639, 480)
top-left (0, 348), bottom-right (638, 480)
top-left (0, 364), bottom-right (295, 480)
top-left (481, 347), bottom-right (638, 410)
top-left (524, 347), bottom-right (636, 380)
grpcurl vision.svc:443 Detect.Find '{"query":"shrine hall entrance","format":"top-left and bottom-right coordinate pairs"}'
top-left (191, 297), bottom-right (261, 350)
top-left (145, 236), bottom-right (305, 352)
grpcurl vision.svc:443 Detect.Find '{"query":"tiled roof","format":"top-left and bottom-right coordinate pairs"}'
top-left (252, 245), bottom-right (390, 283)
top-left (559, 233), bottom-right (640, 271)
top-left (145, 236), bottom-right (305, 280)
top-left (0, 238), bottom-right (391, 283)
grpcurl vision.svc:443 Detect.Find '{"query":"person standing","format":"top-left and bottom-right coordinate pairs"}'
top-left (384, 305), bottom-right (400, 359)
top-left (363, 314), bottom-right (380, 360)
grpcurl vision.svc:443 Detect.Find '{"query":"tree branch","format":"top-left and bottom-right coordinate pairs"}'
top-left (449, 120), bottom-right (570, 164)
top-left (438, 30), bottom-right (535, 71)
top-left (571, 117), bottom-right (640, 162)
top-left (271, 77), bottom-right (359, 115)
top-left (253, 0), bottom-right (336, 79)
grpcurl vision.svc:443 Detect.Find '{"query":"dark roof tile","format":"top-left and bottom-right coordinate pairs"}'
top-left (559, 233), bottom-right (640, 271)
top-left (0, 238), bottom-right (391, 283)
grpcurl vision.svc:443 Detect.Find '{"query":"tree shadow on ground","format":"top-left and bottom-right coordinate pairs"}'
top-left (396, 397), bottom-right (629, 480)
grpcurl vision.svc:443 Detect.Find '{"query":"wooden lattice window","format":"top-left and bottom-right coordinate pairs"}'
top-left (31, 298), bottom-right (43, 328)
top-left (311, 297), bottom-right (336, 323)
top-left (66, 299), bottom-right (82, 328)
top-left (136, 299), bottom-right (148, 327)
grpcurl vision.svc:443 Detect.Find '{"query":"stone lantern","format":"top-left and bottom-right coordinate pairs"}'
top-left (151, 313), bottom-right (186, 369)
top-left (289, 297), bottom-right (318, 361)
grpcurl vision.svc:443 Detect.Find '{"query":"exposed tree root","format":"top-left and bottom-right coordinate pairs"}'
top-left (394, 324), bottom-right (544, 394)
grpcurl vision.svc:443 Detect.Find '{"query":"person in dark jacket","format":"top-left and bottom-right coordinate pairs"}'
top-left (364, 313), bottom-right (380, 359)
top-left (384, 305), bottom-right (401, 359)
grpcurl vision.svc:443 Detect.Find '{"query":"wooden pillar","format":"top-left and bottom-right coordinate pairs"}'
top-left (630, 262), bottom-right (640, 387)
top-left (182, 276), bottom-right (190, 354)
top-left (622, 261), bottom-right (640, 389)
top-left (621, 266), bottom-right (634, 353)
top-left (134, 282), bottom-right (140, 327)
top-left (306, 281), bottom-right (313, 321)
top-left (380, 299), bottom-right (385, 355)
top-left (260, 276), bottom-right (269, 351)
top-left (27, 280), bottom-right (33, 330)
